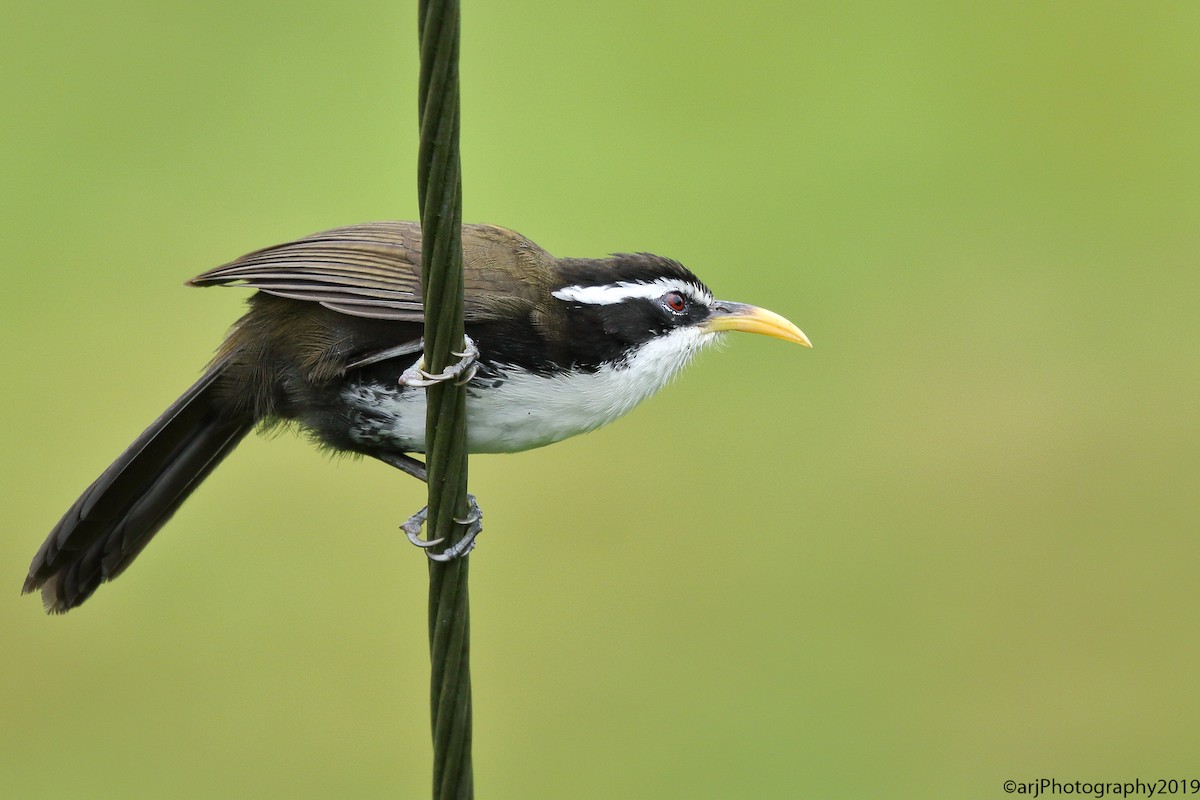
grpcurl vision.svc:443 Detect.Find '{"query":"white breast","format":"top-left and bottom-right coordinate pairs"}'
top-left (344, 326), bottom-right (712, 454)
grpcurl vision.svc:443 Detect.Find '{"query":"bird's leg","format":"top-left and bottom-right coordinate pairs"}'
top-left (379, 332), bottom-right (483, 560)
top-left (374, 452), bottom-right (428, 482)
top-left (373, 452), bottom-right (483, 560)
top-left (374, 453), bottom-right (440, 548)
top-left (344, 338), bottom-right (425, 371)
top-left (398, 334), bottom-right (479, 387)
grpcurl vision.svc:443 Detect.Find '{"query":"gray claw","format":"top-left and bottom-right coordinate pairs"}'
top-left (454, 506), bottom-right (482, 526)
top-left (401, 506), bottom-right (444, 549)
top-left (454, 363), bottom-right (479, 386)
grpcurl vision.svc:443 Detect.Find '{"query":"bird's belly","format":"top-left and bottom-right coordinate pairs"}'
top-left (341, 361), bottom-right (674, 455)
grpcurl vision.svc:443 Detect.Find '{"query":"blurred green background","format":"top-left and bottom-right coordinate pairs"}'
top-left (2, 2), bottom-right (1197, 797)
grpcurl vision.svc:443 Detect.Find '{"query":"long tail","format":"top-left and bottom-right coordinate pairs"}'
top-left (23, 358), bottom-right (253, 613)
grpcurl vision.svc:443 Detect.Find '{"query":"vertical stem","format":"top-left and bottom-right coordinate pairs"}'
top-left (416, 0), bottom-right (473, 797)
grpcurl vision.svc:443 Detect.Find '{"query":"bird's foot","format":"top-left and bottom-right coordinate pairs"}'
top-left (398, 335), bottom-right (479, 387)
top-left (401, 494), bottom-right (484, 561)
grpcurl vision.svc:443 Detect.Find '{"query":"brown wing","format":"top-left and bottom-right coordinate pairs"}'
top-left (189, 221), bottom-right (559, 322)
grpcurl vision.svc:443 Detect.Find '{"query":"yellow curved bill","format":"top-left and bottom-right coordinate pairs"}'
top-left (703, 302), bottom-right (812, 347)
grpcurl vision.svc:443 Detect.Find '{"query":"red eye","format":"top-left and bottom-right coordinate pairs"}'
top-left (664, 291), bottom-right (687, 312)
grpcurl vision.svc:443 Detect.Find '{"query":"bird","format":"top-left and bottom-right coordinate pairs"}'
top-left (23, 221), bottom-right (811, 613)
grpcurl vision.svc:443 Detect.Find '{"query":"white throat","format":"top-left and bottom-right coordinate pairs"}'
top-left (344, 326), bottom-right (714, 454)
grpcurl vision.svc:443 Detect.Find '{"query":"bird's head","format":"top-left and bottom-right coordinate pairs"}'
top-left (548, 253), bottom-right (811, 374)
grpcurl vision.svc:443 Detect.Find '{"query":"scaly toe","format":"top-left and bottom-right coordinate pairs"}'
top-left (401, 506), bottom-right (445, 548)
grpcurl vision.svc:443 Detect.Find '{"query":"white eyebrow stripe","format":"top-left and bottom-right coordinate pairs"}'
top-left (552, 278), bottom-right (711, 306)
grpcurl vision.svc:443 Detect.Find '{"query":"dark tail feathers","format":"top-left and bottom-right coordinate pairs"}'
top-left (23, 359), bottom-right (252, 613)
